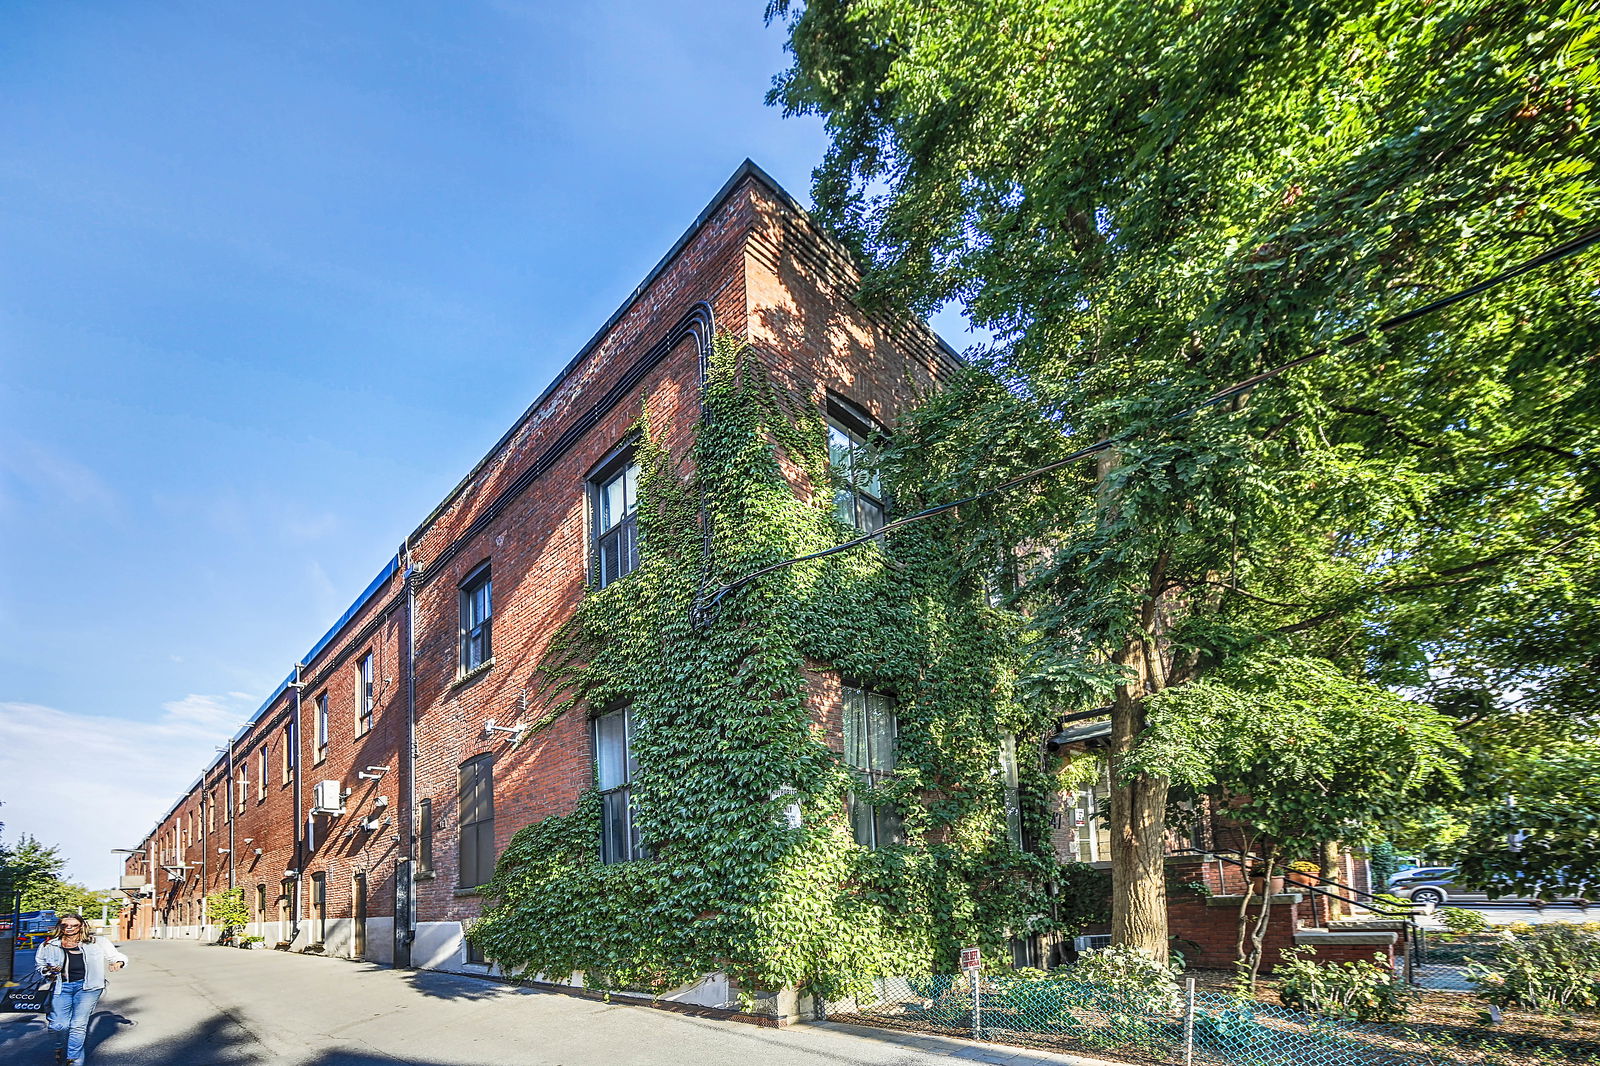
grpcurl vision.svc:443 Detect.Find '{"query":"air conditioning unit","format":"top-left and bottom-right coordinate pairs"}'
top-left (312, 780), bottom-right (345, 814)
top-left (1073, 935), bottom-right (1112, 953)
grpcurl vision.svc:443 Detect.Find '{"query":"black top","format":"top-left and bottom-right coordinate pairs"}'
top-left (64, 947), bottom-right (85, 983)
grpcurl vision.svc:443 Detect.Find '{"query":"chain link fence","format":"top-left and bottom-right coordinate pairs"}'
top-left (819, 972), bottom-right (1439, 1066)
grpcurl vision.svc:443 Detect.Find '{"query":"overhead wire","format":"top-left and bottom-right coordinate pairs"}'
top-left (693, 223), bottom-right (1600, 620)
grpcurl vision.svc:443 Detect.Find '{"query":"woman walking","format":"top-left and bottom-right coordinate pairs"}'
top-left (36, 915), bottom-right (128, 1065)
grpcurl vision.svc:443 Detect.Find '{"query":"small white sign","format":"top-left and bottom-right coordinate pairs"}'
top-left (960, 946), bottom-right (981, 971)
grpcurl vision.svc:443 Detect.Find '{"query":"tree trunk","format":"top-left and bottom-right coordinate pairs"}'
top-left (1109, 637), bottom-right (1171, 959)
top-left (1320, 840), bottom-right (1346, 919)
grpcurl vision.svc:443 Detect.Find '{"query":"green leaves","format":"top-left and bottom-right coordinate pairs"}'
top-left (1126, 653), bottom-right (1463, 848)
top-left (471, 337), bottom-right (1082, 995)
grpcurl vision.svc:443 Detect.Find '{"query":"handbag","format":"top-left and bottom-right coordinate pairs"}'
top-left (1, 971), bottom-right (51, 1013)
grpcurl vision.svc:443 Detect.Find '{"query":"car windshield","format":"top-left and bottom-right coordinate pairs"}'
top-left (1397, 867), bottom-right (1454, 879)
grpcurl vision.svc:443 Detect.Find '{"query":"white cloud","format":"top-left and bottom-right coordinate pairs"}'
top-left (0, 693), bottom-right (253, 886)
top-left (0, 440), bottom-right (119, 517)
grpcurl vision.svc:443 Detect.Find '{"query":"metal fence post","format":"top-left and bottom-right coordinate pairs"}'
top-left (1184, 977), bottom-right (1196, 1066)
top-left (1404, 923), bottom-right (1416, 985)
top-left (971, 968), bottom-right (983, 1041)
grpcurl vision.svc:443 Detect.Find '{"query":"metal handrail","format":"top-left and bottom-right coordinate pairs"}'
top-left (1174, 847), bottom-right (1416, 919)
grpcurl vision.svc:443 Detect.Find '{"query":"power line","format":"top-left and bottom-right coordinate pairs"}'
top-left (694, 223), bottom-right (1600, 620)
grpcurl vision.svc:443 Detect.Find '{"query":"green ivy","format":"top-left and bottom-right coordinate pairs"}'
top-left (470, 335), bottom-right (1105, 1002)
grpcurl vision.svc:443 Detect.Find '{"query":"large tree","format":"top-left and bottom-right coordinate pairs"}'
top-left (770, 0), bottom-right (1600, 954)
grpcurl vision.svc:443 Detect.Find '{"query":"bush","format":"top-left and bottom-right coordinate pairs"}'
top-left (1276, 948), bottom-right (1414, 1022)
top-left (1440, 907), bottom-right (1490, 934)
top-left (1469, 924), bottom-right (1600, 1013)
top-left (1060, 944), bottom-right (1183, 1015)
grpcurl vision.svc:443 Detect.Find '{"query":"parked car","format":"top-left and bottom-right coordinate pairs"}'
top-left (1388, 867), bottom-right (1478, 906)
top-left (1387, 867), bottom-right (1586, 906)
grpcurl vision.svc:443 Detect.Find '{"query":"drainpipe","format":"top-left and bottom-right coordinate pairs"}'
top-left (291, 662), bottom-right (306, 942)
top-left (400, 545), bottom-right (418, 967)
top-left (200, 785), bottom-right (209, 933)
top-left (226, 738), bottom-right (236, 891)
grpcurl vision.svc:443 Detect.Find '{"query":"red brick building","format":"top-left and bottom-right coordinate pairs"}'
top-left (119, 161), bottom-right (960, 983)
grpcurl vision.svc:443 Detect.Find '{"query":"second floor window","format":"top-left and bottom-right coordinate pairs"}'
top-left (827, 403), bottom-right (885, 533)
top-left (257, 748), bottom-right (267, 799)
top-left (594, 706), bottom-right (644, 862)
top-left (460, 565), bottom-right (492, 672)
top-left (591, 454), bottom-right (640, 588)
top-left (357, 652), bottom-right (375, 734)
top-left (998, 735), bottom-right (1024, 850)
top-left (458, 755), bottom-right (495, 889)
top-left (314, 692), bottom-right (329, 762)
top-left (843, 685), bottom-right (903, 848)
top-left (282, 724), bottom-right (294, 783)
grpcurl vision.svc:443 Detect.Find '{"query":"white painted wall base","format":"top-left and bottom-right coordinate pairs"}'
top-left (364, 917), bottom-right (394, 965)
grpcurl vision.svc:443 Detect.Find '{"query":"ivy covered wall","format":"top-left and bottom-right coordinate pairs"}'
top-left (470, 336), bottom-right (1106, 999)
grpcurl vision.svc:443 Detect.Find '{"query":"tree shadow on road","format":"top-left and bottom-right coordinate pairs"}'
top-left (401, 967), bottom-right (541, 1002)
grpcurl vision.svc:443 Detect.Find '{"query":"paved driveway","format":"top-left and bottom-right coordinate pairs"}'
top-left (0, 940), bottom-right (1095, 1066)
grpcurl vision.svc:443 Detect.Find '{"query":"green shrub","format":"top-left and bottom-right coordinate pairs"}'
top-left (1469, 924), bottom-right (1600, 1013)
top-left (1276, 947), bottom-right (1415, 1022)
top-left (1440, 907), bottom-right (1490, 934)
top-left (1370, 892), bottom-right (1419, 915)
top-left (1059, 944), bottom-right (1183, 1015)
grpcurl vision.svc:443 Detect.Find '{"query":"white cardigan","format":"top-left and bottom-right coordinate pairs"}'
top-left (36, 936), bottom-right (129, 992)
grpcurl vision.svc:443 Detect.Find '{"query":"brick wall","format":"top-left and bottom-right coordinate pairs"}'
top-left (122, 162), bottom-right (958, 974)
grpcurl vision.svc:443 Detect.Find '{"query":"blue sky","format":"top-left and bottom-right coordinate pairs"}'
top-left (0, 2), bottom-right (981, 885)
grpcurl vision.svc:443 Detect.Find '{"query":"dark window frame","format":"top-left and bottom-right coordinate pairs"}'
top-left (457, 755), bottom-right (496, 890)
top-left (825, 396), bottom-right (887, 534)
top-left (588, 442), bottom-right (641, 589)
top-left (416, 797), bottom-right (434, 879)
top-left (356, 651), bottom-right (375, 735)
top-left (593, 705), bottom-right (645, 863)
top-left (313, 691), bottom-right (329, 763)
top-left (842, 683), bottom-right (903, 849)
top-left (459, 563), bottom-right (493, 674)
top-left (310, 871), bottom-right (327, 943)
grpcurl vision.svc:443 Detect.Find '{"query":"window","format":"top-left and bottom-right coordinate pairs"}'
top-left (593, 706), bottom-right (644, 863)
top-left (314, 692), bottom-right (329, 762)
top-left (236, 770), bottom-right (247, 810)
top-left (590, 453), bottom-right (640, 588)
top-left (460, 565), bottom-right (492, 673)
top-left (843, 685), bottom-right (902, 848)
top-left (310, 872), bottom-right (326, 943)
top-left (257, 748), bottom-right (267, 800)
top-left (458, 755), bottom-right (495, 889)
top-left (827, 401), bottom-right (885, 533)
top-left (255, 884), bottom-right (267, 924)
top-left (207, 794), bottom-right (215, 833)
top-left (357, 652), bottom-right (375, 734)
top-left (998, 736), bottom-right (1024, 850)
top-left (1066, 763), bottom-right (1112, 863)
top-left (416, 798), bottom-right (434, 878)
top-left (281, 724), bottom-right (294, 783)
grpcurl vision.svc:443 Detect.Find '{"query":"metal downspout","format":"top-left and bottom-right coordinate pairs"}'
top-left (401, 546), bottom-right (418, 967)
top-left (226, 739), bottom-right (236, 891)
top-left (291, 661), bottom-right (305, 943)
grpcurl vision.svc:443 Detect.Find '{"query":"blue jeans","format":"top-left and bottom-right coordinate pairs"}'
top-left (47, 981), bottom-right (103, 1063)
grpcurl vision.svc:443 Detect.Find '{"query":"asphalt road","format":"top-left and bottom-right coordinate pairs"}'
top-left (1411, 900), bottom-right (1596, 928)
top-left (0, 940), bottom-right (1091, 1066)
